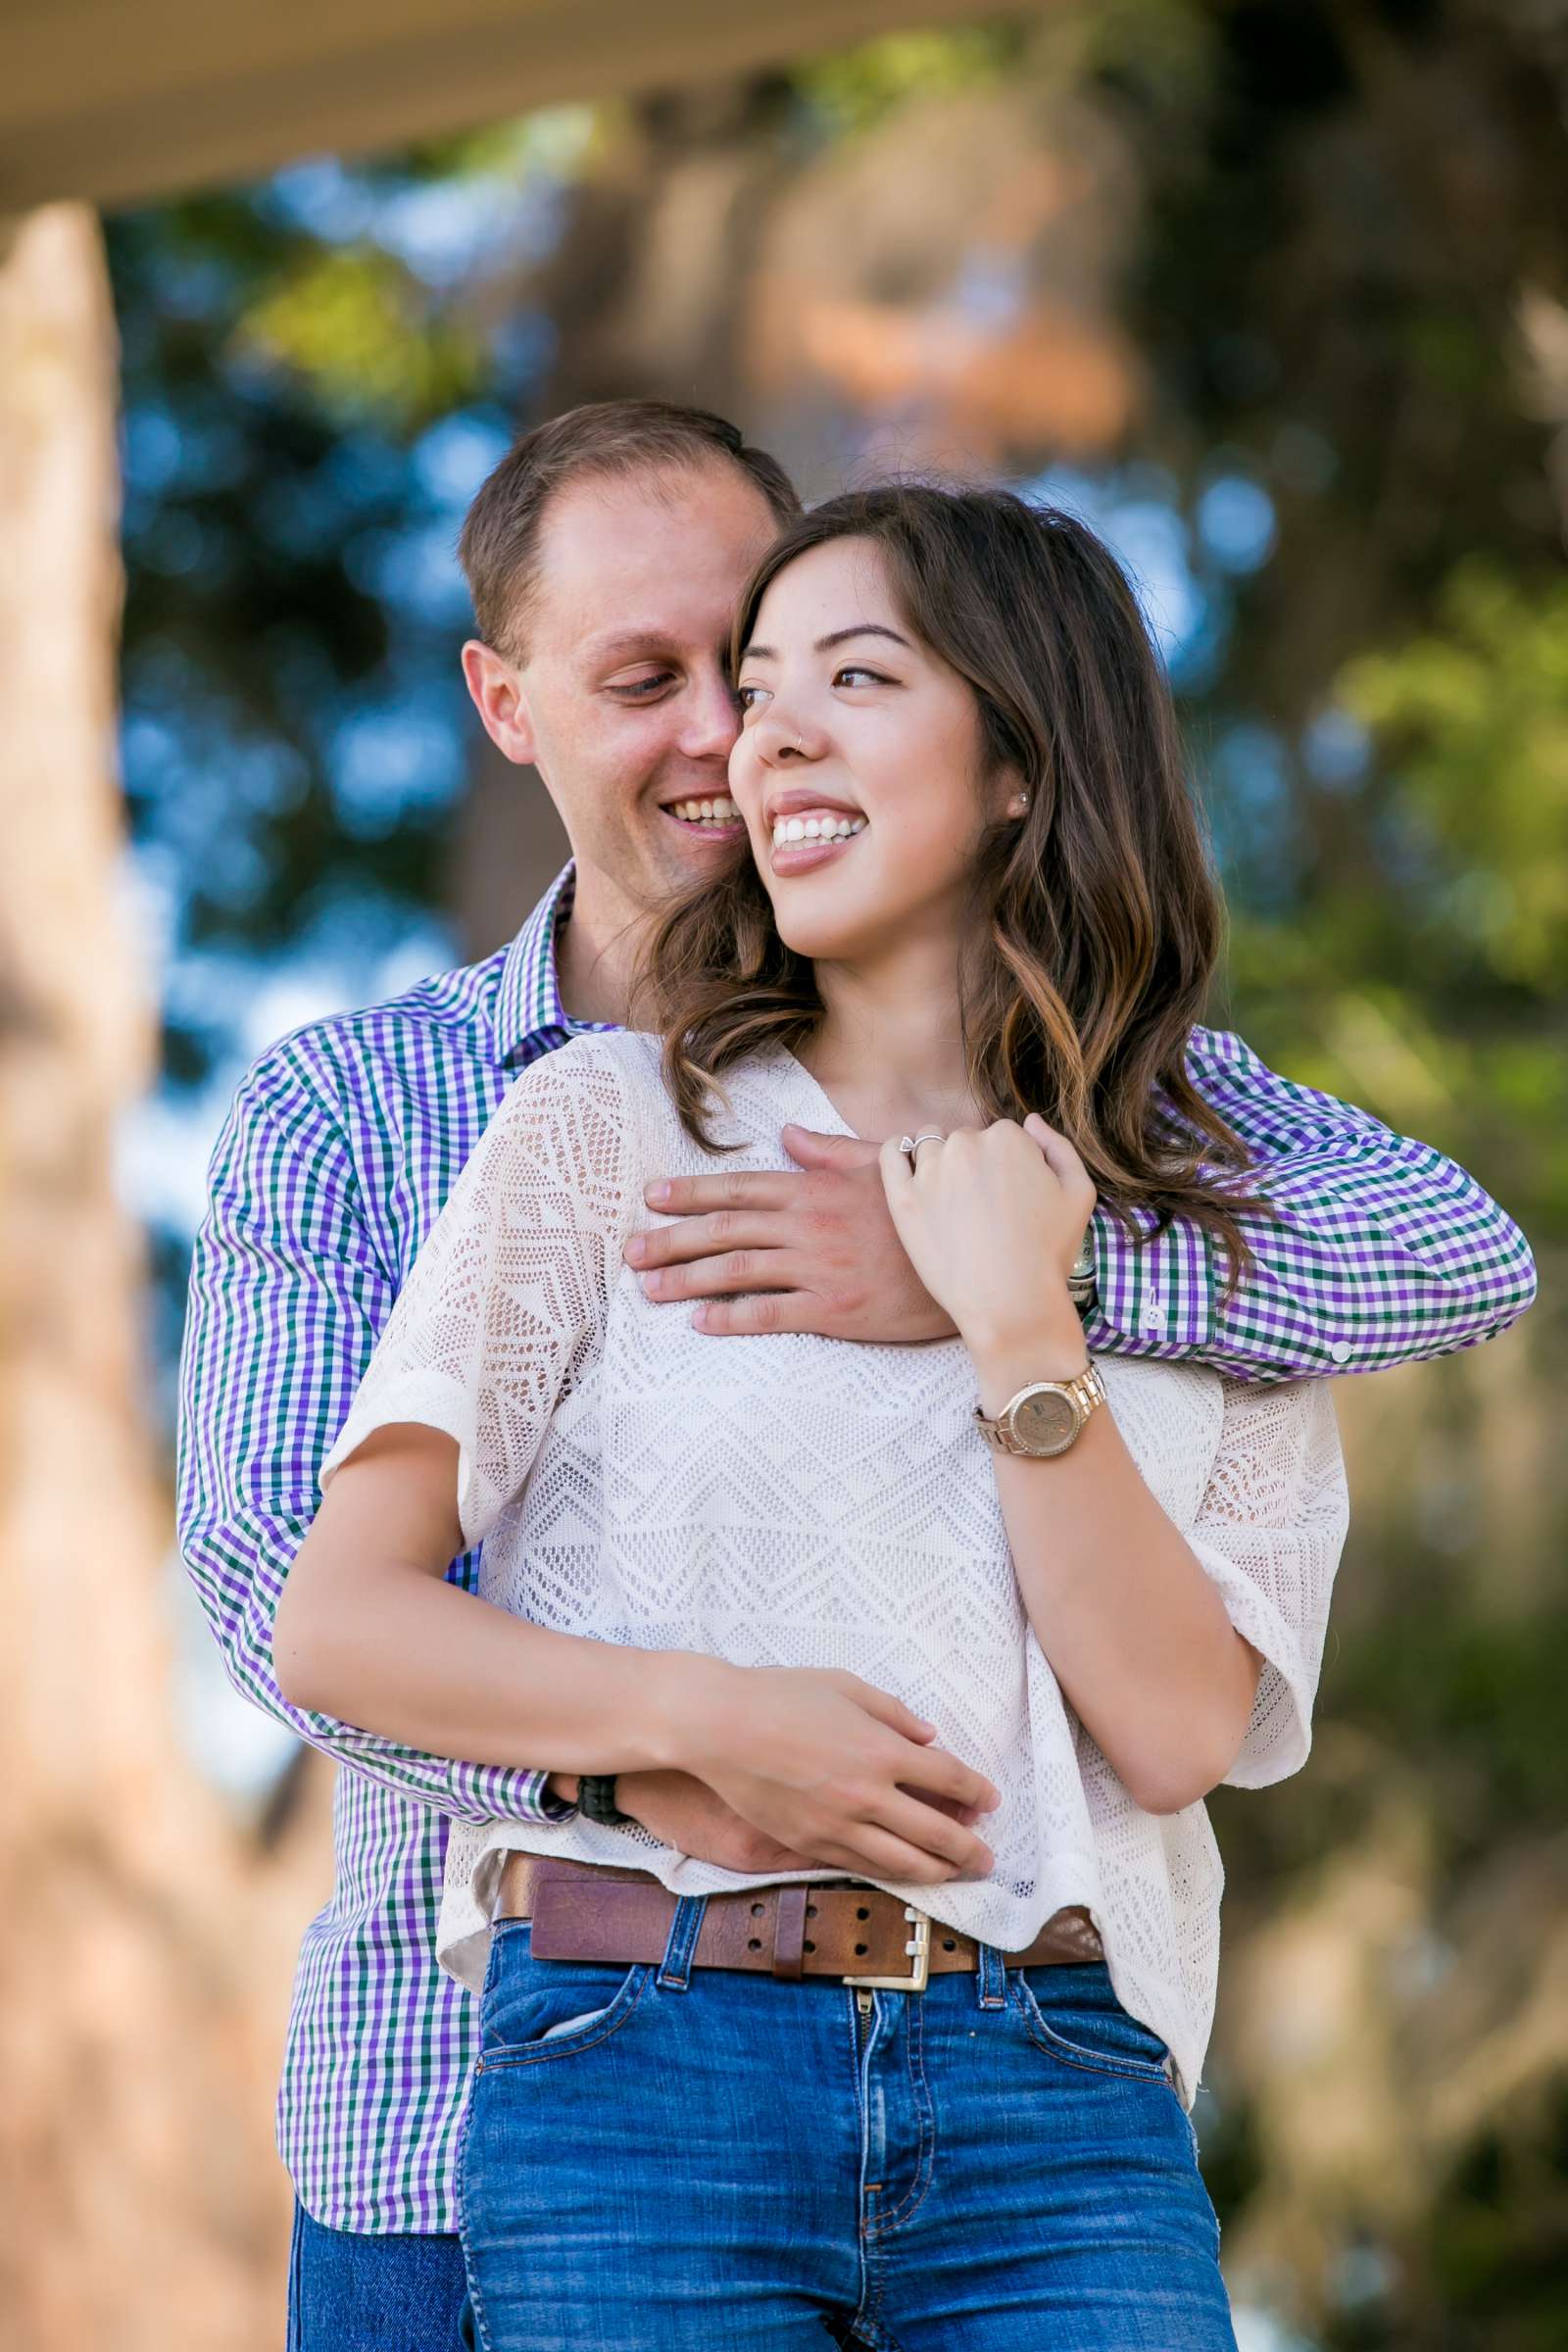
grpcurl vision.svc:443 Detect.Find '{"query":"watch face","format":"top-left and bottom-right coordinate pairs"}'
top-left (1010, 1386), bottom-right (1080, 1456)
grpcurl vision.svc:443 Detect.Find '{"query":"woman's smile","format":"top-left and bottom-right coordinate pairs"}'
top-left (761, 778), bottom-right (870, 876)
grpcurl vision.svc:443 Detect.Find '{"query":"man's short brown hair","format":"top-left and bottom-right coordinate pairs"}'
top-left (459, 399), bottom-right (801, 658)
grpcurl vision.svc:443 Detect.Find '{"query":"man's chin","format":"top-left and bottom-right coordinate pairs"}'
top-left (649, 807), bottom-right (752, 878)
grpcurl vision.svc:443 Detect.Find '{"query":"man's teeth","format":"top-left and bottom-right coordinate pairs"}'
top-left (668, 796), bottom-right (741, 826)
top-left (771, 812), bottom-right (867, 847)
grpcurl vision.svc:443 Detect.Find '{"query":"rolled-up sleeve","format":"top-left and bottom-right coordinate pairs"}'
top-left (320, 1036), bottom-right (641, 1550)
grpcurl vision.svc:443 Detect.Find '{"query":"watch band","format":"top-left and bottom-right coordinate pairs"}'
top-left (974, 1361), bottom-right (1107, 1457)
top-left (577, 1773), bottom-right (632, 1828)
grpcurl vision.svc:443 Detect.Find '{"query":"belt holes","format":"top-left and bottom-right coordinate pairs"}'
top-left (856, 1906), bottom-right (869, 1920)
top-left (855, 1942), bottom-right (867, 1956)
top-left (751, 1902), bottom-right (765, 1917)
top-left (804, 1939), bottom-right (815, 1954)
top-left (942, 1938), bottom-right (956, 1951)
top-left (806, 1905), bottom-right (818, 1918)
top-left (747, 1937), bottom-right (761, 1951)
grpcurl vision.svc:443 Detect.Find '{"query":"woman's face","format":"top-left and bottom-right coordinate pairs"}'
top-left (728, 537), bottom-right (1015, 964)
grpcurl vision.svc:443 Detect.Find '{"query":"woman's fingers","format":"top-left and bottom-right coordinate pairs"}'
top-left (892, 1732), bottom-right (1001, 1814)
top-left (877, 1133), bottom-right (915, 1207)
top-left (1022, 1111), bottom-right (1094, 1197)
top-left (817, 1819), bottom-right (979, 1888)
top-left (876, 1788), bottom-right (995, 1873)
top-left (835, 1673), bottom-right (938, 1744)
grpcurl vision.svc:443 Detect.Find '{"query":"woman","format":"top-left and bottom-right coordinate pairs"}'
top-left (278, 485), bottom-right (1349, 2350)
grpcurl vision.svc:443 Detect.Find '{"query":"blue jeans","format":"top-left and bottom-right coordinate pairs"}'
top-left (287, 2199), bottom-right (471, 2351)
top-left (457, 1906), bottom-right (1236, 2351)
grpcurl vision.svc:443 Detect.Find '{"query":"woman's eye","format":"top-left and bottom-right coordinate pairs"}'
top-left (835, 664), bottom-right (892, 689)
top-left (735, 683), bottom-right (769, 712)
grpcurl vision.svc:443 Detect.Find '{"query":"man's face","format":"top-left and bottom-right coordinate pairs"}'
top-left (495, 463), bottom-right (781, 924)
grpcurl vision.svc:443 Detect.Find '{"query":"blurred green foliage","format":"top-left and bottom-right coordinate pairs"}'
top-left (236, 246), bottom-right (485, 426)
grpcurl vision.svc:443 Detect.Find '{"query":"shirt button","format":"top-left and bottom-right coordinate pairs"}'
top-left (1329, 1340), bottom-right (1351, 1364)
top-left (1144, 1305), bottom-right (1167, 1332)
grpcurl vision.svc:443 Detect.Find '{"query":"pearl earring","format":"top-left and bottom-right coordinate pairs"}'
top-left (1010, 792), bottom-right (1030, 817)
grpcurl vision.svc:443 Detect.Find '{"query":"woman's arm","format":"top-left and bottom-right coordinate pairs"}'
top-left (967, 1348), bottom-right (1263, 1814)
top-left (276, 1419), bottom-right (999, 1881)
top-left (276, 1421), bottom-right (691, 1770)
top-left (882, 1116), bottom-right (1347, 1814)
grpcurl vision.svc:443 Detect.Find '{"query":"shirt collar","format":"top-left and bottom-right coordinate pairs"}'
top-left (491, 861), bottom-right (620, 1066)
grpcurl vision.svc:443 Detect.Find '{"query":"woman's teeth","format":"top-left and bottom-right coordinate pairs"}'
top-left (668, 797), bottom-right (741, 828)
top-left (771, 812), bottom-right (866, 848)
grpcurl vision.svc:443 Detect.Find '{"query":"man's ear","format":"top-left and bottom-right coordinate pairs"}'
top-left (462, 639), bottom-right (538, 767)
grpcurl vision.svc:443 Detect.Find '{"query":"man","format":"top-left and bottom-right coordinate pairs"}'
top-left (177, 399), bottom-right (1536, 2350)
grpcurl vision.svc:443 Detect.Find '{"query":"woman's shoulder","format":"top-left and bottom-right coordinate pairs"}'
top-left (499, 1027), bottom-right (668, 1113)
top-left (499, 1032), bottom-right (821, 1178)
top-left (531, 1032), bottom-right (806, 1128)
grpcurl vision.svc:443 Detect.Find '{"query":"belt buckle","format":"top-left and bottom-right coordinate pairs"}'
top-left (842, 1905), bottom-right (932, 1993)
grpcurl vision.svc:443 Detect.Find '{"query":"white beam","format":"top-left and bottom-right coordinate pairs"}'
top-left (0, 0), bottom-right (1012, 213)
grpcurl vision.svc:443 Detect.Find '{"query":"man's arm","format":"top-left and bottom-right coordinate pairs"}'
top-left (176, 1041), bottom-right (569, 1829)
top-left (1079, 1026), bottom-right (1538, 1382)
top-left (624, 1031), bottom-right (1535, 1384)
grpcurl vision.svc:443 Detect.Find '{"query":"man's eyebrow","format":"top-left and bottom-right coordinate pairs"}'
top-left (740, 623), bottom-right (913, 662)
top-left (580, 628), bottom-right (678, 665)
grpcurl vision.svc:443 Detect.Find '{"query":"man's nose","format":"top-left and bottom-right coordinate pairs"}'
top-left (679, 666), bottom-right (745, 760)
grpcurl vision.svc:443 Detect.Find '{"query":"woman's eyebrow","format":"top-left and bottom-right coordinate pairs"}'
top-left (740, 623), bottom-right (913, 662)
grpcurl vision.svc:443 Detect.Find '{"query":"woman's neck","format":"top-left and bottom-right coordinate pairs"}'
top-left (799, 934), bottom-right (980, 1141)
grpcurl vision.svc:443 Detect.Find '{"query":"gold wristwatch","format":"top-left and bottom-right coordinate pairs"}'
top-left (974, 1361), bottom-right (1106, 1458)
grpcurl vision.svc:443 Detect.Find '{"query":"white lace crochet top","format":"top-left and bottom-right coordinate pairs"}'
top-left (320, 1030), bottom-right (1348, 2109)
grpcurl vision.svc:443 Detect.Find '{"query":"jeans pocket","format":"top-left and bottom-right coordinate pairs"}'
top-left (477, 1921), bottom-right (650, 2071)
top-left (1012, 1965), bottom-right (1176, 2086)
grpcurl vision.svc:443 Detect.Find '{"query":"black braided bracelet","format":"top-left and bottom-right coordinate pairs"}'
top-left (577, 1773), bottom-right (633, 1828)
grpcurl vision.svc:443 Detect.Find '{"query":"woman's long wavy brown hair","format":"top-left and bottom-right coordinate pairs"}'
top-left (638, 483), bottom-right (1270, 1286)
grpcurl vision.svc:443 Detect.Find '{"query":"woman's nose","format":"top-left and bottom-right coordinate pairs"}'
top-left (752, 707), bottom-right (820, 765)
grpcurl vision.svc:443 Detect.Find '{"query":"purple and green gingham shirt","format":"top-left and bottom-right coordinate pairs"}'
top-left (176, 863), bottom-right (1537, 2232)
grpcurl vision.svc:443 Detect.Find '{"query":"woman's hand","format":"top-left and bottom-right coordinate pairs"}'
top-left (672, 1659), bottom-right (1001, 1886)
top-left (879, 1114), bottom-right (1096, 1364)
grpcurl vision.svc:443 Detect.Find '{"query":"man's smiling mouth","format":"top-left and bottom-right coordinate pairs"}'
top-left (662, 796), bottom-right (744, 831)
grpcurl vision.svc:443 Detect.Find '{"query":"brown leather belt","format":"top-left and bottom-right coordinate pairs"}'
top-left (496, 1854), bottom-right (1102, 1990)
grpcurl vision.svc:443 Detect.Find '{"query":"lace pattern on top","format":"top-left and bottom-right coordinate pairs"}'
top-left (320, 1031), bottom-right (1349, 2109)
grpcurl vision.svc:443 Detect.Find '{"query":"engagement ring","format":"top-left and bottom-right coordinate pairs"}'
top-left (899, 1128), bottom-right (945, 1165)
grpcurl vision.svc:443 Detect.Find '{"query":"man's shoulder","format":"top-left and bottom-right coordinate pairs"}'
top-left (231, 944), bottom-right (510, 1127)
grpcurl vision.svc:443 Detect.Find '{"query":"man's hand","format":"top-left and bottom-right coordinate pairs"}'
top-left (624, 1124), bottom-right (956, 1342)
top-left (613, 1769), bottom-right (817, 1873)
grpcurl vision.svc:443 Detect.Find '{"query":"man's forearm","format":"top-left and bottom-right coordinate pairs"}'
top-left (177, 1048), bottom-right (580, 1828)
top-left (183, 1509), bottom-right (581, 1825)
top-left (1144, 1026), bottom-right (1541, 1381)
